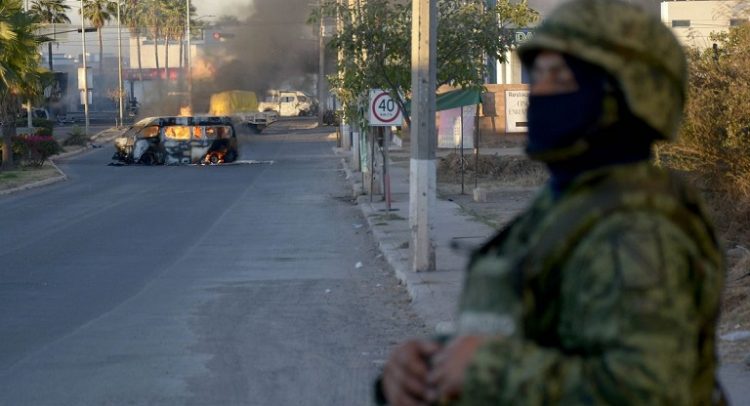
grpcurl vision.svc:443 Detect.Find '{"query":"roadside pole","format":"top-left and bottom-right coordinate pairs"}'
top-left (370, 127), bottom-right (375, 202)
top-left (24, 2), bottom-right (32, 129)
top-left (80, 0), bottom-right (90, 135)
top-left (117, 1), bottom-right (124, 127)
top-left (368, 89), bottom-right (402, 209)
top-left (352, 128), bottom-right (361, 171)
top-left (409, 0), bottom-right (436, 272)
top-left (383, 126), bottom-right (392, 211)
top-left (318, 0), bottom-right (326, 126)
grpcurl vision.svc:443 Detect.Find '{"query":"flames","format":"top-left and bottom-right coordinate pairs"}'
top-left (191, 57), bottom-right (217, 80)
top-left (203, 150), bottom-right (226, 165)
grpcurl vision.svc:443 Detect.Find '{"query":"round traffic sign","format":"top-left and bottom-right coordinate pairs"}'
top-left (371, 92), bottom-right (401, 124)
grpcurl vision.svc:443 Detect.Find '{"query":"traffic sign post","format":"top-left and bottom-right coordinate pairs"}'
top-left (368, 89), bottom-right (403, 126)
top-left (368, 89), bottom-right (401, 211)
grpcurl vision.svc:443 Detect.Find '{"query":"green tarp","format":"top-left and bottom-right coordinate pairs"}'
top-left (404, 88), bottom-right (482, 114)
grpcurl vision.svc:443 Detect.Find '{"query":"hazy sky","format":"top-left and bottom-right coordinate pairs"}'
top-left (59, 0), bottom-right (655, 25)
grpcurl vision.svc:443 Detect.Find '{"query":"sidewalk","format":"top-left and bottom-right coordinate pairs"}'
top-left (338, 145), bottom-right (497, 332)
top-left (335, 143), bottom-right (750, 404)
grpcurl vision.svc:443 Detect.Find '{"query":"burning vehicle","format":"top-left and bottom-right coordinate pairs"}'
top-left (113, 116), bottom-right (238, 165)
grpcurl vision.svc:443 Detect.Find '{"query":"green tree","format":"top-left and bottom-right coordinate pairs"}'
top-left (0, 0), bottom-right (47, 170)
top-left (30, 0), bottom-right (71, 71)
top-left (123, 0), bottom-right (147, 83)
top-left (81, 0), bottom-right (116, 73)
top-left (161, 0), bottom-right (185, 78)
top-left (311, 0), bottom-right (538, 128)
top-left (143, 0), bottom-right (162, 72)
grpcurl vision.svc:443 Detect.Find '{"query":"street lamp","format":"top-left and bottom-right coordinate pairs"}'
top-left (80, 0), bottom-right (90, 135)
top-left (186, 0), bottom-right (192, 114)
top-left (117, 0), bottom-right (124, 126)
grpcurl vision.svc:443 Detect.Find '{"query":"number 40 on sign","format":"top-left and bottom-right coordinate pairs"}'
top-left (368, 89), bottom-right (403, 126)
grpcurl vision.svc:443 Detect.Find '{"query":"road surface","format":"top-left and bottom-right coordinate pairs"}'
top-left (0, 120), bottom-right (425, 405)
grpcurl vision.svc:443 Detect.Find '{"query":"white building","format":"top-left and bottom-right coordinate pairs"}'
top-left (661, 0), bottom-right (750, 49)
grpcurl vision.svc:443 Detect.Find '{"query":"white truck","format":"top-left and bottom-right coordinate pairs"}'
top-left (257, 90), bottom-right (316, 117)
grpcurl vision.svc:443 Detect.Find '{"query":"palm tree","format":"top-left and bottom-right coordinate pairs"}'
top-left (29, 0), bottom-right (71, 71)
top-left (122, 0), bottom-right (146, 83)
top-left (81, 0), bottom-right (116, 73)
top-left (142, 0), bottom-right (161, 73)
top-left (0, 0), bottom-right (47, 170)
top-left (162, 0), bottom-right (185, 79)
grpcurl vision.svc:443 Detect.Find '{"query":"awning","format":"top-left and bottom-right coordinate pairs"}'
top-left (404, 88), bottom-right (482, 114)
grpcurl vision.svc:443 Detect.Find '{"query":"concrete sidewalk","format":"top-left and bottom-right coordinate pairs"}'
top-left (338, 145), bottom-right (498, 333)
top-left (335, 142), bottom-right (750, 405)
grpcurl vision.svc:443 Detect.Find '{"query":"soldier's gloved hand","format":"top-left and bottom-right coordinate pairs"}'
top-left (426, 335), bottom-right (488, 404)
top-left (382, 339), bottom-right (441, 406)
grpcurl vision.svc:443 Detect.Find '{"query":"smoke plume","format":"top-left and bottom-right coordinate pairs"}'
top-left (191, 0), bottom-right (319, 113)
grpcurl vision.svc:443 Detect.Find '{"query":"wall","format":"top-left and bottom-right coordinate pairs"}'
top-left (478, 84), bottom-right (529, 139)
top-left (661, 0), bottom-right (750, 50)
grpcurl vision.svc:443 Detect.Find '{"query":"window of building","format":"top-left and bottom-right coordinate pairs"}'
top-left (730, 18), bottom-right (748, 27)
top-left (672, 20), bottom-right (691, 28)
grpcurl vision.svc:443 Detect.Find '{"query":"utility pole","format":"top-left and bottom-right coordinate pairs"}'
top-left (80, 0), bottom-right (90, 135)
top-left (117, 1), bottom-right (124, 126)
top-left (409, 0), bottom-right (436, 272)
top-left (485, 0), bottom-right (497, 84)
top-left (24, 1), bottom-right (32, 129)
top-left (186, 0), bottom-right (192, 114)
top-left (318, 0), bottom-right (326, 126)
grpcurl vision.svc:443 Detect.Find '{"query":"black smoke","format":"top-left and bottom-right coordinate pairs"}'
top-left (191, 0), bottom-right (319, 112)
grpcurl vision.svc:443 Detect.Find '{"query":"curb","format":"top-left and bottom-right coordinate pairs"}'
top-left (0, 169), bottom-right (67, 196)
top-left (0, 127), bottom-right (124, 196)
top-left (339, 157), bottom-right (410, 285)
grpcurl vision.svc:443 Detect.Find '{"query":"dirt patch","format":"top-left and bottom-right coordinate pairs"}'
top-left (436, 145), bottom-right (750, 363)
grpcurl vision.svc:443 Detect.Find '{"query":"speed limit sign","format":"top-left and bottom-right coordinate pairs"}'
top-left (368, 89), bottom-right (403, 126)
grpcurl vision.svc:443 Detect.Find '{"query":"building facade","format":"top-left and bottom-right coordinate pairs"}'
top-left (661, 0), bottom-right (750, 49)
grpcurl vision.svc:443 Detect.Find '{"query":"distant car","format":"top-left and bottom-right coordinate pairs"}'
top-left (113, 116), bottom-right (238, 165)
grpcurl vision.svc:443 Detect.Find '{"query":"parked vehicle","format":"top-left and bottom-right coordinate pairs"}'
top-left (208, 90), bottom-right (277, 133)
top-left (113, 116), bottom-right (238, 165)
top-left (257, 90), bottom-right (316, 117)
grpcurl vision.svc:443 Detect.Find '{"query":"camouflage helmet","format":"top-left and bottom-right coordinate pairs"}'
top-left (517, 0), bottom-right (687, 140)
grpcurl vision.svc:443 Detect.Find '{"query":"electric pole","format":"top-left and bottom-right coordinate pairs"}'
top-left (117, 1), bottom-right (124, 126)
top-left (81, 0), bottom-right (90, 135)
top-left (409, 0), bottom-right (436, 272)
top-left (318, 0), bottom-right (326, 126)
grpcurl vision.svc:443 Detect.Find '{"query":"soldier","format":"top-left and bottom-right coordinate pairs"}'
top-left (377, 0), bottom-right (726, 405)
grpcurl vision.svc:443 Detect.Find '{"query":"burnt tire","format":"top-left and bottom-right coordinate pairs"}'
top-left (139, 153), bottom-right (156, 165)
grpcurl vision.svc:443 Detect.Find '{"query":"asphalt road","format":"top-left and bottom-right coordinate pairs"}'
top-left (0, 121), bottom-right (425, 405)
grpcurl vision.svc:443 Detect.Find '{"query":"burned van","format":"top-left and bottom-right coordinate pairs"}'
top-left (112, 116), bottom-right (238, 165)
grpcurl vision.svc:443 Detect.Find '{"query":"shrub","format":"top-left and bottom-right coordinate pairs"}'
top-left (656, 25), bottom-right (750, 245)
top-left (0, 135), bottom-right (27, 164)
top-left (15, 117), bottom-right (54, 132)
top-left (34, 127), bottom-right (52, 137)
top-left (63, 126), bottom-right (89, 146)
top-left (17, 135), bottom-right (61, 166)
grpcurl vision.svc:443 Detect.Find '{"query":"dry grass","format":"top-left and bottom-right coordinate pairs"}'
top-left (437, 152), bottom-right (547, 187)
top-left (0, 163), bottom-right (60, 191)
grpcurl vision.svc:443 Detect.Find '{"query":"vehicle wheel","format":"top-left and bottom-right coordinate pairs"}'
top-left (140, 153), bottom-right (156, 165)
top-left (246, 123), bottom-right (260, 134)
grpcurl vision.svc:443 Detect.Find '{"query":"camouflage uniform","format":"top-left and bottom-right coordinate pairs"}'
top-left (452, 0), bottom-right (725, 404)
top-left (457, 163), bottom-right (724, 405)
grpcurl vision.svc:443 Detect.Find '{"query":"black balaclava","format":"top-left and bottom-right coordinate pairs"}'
top-left (525, 55), bottom-right (660, 197)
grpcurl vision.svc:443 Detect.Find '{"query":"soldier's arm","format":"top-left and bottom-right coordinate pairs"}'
top-left (459, 212), bottom-right (707, 405)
